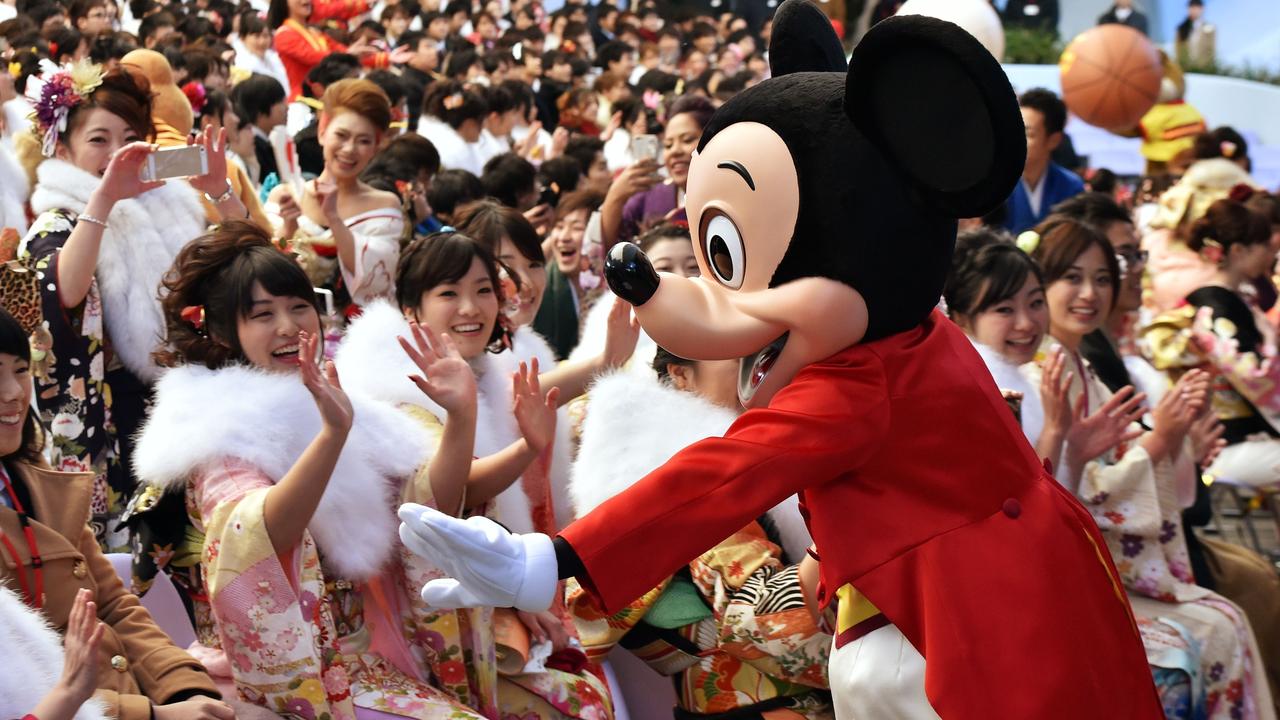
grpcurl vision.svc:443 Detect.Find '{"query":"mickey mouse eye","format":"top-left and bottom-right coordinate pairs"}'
top-left (701, 211), bottom-right (745, 290)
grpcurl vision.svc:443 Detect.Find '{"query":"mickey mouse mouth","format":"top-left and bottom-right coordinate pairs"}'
top-left (738, 333), bottom-right (788, 405)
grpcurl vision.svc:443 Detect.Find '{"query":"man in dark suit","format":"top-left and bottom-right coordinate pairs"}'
top-left (1098, 0), bottom-right (1149, 36)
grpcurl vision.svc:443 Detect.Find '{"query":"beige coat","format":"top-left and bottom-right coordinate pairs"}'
top-left (0, 461), bottom-right (218, 719)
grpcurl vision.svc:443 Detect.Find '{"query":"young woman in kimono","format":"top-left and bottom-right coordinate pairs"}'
top-left (1025, 217), bottom-right (1275, 720)
top-left (18, 63), bottom-right (247, 551)
top-left (334, 231), bottom-right (613, 720)
top-left (132, 221), bottom-right (492, 719)
top-left (267, 78), bottom-right (406, 308)
top-left (566, 348), bottom-right (833, 719)
top-left (943, 228), bottom-right (1207, 718)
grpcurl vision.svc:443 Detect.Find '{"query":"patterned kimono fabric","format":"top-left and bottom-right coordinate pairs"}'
top-left (19, 158), bottom-right (208, 553)
top-left (335, 302), bottom-right (614, 720)
top-left (133, 364), bottom-right (496, 719)
top-left (1028, 343), bottom-right (1275, 720)
top-left (565, 371), bottom-right (833, 719)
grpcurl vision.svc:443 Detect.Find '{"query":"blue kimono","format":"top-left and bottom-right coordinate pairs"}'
top-left (1002, 162), bottom-right (1085, 234)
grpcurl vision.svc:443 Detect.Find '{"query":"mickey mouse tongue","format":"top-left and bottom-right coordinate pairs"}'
top-left (738, 333), bottom-right (788, 406)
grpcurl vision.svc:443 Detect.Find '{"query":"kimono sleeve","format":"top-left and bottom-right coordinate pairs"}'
top-left (560, 354), bottom-right (888, 613)
top-left (339, 212), bottom-right (405, 306)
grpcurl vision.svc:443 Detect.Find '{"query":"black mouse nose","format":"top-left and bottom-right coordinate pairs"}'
top-left (605, 242), bottom-right (660, 306)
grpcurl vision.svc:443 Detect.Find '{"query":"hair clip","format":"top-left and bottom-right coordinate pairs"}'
top-left (7, 62), bottom-right (19, 79)
top-left (47, 41), bottom-right (58, 57)
top-left (1200, 237), bottom-right (1224, 264)
top-left (442, 92), bottom-right (464, 110)
top-left (1015, 230), bottom-right (1040, 255)
top-left (1220, 140), bottom-right (1238, 159)
top-left (439, 225), bottom-right (455, 233)
top-left (180, 305), bottom-right (206, 330)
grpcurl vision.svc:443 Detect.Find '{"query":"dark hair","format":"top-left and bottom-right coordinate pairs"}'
top-left (454, 199), bottom-right (545, 264)
top-left (443, 0), bottom-right (468, 17)
top-left (349, 72), bottom-right (402, 121)
top-left (1049, 192), bottom-right (1132, 232)
top-left (363, 133), bottom-right (441, 182)
top-left (200, 87), bottom-right (231, 126)
top-left (537, 156), bottom-right (581, 195)
top-left (304, 52), bottom-right (361, 95)
top-left (184, 48), bottom-right (227, 83)
top-left (611, 96), bottom-right (644, 127)
top-left (1186, 198), bottom-right (1271, 254)
top-left (178, 15), bottom-right (216, 43)
top-left (89, 30), bottom-right (137, 63)
top-left (154, 220), bottom-right (320, 369)
top-left (1192, 126), bottom-right (1249, 164)
top-left (481, 84), bottom-right (515, 115)
top-left (501, 78), bottom-right (536, 115)
top-left (355, 18), bottom-right (386, 38)
top-left (45, 26), bottom-right (83, 63)
top-left (596, 39), bottom-right (632, 69)
top-left (395, 232), bottom-right (510, 352)
top-left (423, 81), bottom-right (487, 129)
top-left (267, 0), bottom-right (290, 30)
top-left (1244, 191), bottom-right (1280, 227)
top-left (397, 28), bottom-right (426, 50)
top-left (426, 169), bottom-right (485, 220)
top-left (0, 308), bottom-right (44, 463)
top-left (1018, 87), bottom-right (1067, 136)
top-left (652, 345), bottom-right (693, 381)
top-left (69, 0), bottom-right (106, 24)
top-left (666, 93), bottom-right (714, 130)
top-left (25, 2), bottom-right (64, 30)
top-left (943, 228), bottom-right (1043, 320)
top-left (555, 188), bottom-right (604, 217)
top-left (239, 11), bottom-right (268, 36)
top-left (65, 67), bottom-right (154, 144)
top-left (636, 221), bottom-right (692, 254)
top-left (231, 72), bottom-right (286, 124)
top-left (481, 153), bottom-right (537, 208)
top-left (563, 135), bottom-right (604, 176)
top-left (444, 48), bottom-right (479, 79)
top-left (1029, 217), bottom-right (1121, 308)
top-left (137, 11), bottom-right (174, 45)
top-left (381, 3), bottom-right (411, 20)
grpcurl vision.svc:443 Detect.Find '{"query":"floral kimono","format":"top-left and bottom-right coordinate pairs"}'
top-left (335, 301), bottom-right (615, 720)
top-left (1027, 343), bottom-right (1275, 720)
top-left (133, 363), bottom-right (492, 719)
top-left (566, 369), bottom-right (831, 719)
top-left (19, 159), bottom-right (208, 552)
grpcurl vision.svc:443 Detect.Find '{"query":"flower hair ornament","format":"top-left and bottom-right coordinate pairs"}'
top-left (1015, 230), bottom-right (1040, 255)
top-left (25, 58), bottom-right (105, 157)
top-left (1220, 140), bottom-right (1238, 159)
top-left (182, 81), bottom-right (207, 114)
top-left (180, 305), bottom-right (206, 331)
top-left (1199, 238), bottom-right (1224, 265)
top-left (442, 92), bottom-right (464, 110)
top-left (1228, 183), bottom-right (1255, 203)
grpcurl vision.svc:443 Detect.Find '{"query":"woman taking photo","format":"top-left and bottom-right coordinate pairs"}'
top-left (600, 95), bottom-right (714, 249)
top-left (269, 78), bottom-right (405, 308)
top-left (19, 63), bottom-right (245, 552)
top-left (0, 307), bottom-right (230, 720)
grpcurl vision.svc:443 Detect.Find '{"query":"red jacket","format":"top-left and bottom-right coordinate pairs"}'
top-left (274, 21), bottom-right (387, 101)
top-left (561, 310), bottom-right (1163, 719)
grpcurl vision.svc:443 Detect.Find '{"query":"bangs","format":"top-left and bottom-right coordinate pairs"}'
top-left (396, 232), bottom-right (501, 310)
top-left (227, 247), bottom-right (320, 317)
top-left (0, 309), bottom-right (31, 362)
top-left (972, 253), bottom-right (1040, 314)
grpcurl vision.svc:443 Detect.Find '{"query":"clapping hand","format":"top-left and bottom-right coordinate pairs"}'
top-left (299, 331), bottom-right (353, 435)
top-left (399, 320), bottom-right (477, 415)
top-left (513, 358), bottom-right (559, 453)
top-left (1038, 347), bottom-right (1074, 437)
top-left (1065, 385), bottom-right (1146, 469)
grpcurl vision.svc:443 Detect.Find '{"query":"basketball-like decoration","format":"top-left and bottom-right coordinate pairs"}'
top-left (1059, 25), bottom-right (1163, 131)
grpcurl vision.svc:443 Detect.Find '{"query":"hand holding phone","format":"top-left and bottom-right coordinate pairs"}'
top-left (630, 134), bottom-right (661, 163)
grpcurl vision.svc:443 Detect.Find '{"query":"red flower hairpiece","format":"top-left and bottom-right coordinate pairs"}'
top-left (180, 305), bottom-right (206, 330)
top-left (182, 81), bottom-right (207, 113)
top-left (1228, 183), bottom-right (1255, 203)
top-left (670, 219), bottom-right (689, 230)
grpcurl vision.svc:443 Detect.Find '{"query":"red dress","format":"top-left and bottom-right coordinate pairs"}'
top-left (274, 19), bottom-right (387, 101)
top-left (561, 309), bottom-right (1164, 719)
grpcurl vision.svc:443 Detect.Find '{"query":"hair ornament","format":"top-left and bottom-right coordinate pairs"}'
top-left (1227, 183), bottom-right (1255, 203)
top-left (180, 304), bottom-right (206, 331)
top-left (8, 62), bottom-right (21, 78)
top-left (182, 81), bottom-right (207, 113)
top-left (1220, 140), bottom-right (1238, 159)
top-left (1015, 230), bottom-right (1040, 255)
top-left (442, 91), bottom-right (464, 110)
top-left (438, 225), bottom-right (456, 233)
top-left (1199, 237), bottom-right (1224, 265)
top-left (25, 58), bottom-right (106, 157)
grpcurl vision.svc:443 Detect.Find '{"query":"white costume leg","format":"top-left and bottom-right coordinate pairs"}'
top-left (829, 623), bottom-right (940, 720)
top-left (1208, 437), bottom-right (1280, 490)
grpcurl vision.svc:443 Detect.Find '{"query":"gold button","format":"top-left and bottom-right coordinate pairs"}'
top-left (72, 560), bottom-right (88, 579)
top-left (110, 655), bottom-right (128, 672)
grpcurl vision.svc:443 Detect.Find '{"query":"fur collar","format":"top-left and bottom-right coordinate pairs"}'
top-left (969, 338), bottom-right (1041, 447)
top-left (336, 303), bottom-right (575, 533)
top-left (28, 159), bottom-right (206, 383)
top-left (568, 291), bottom-right (659, 380)
top-left (132, 363), bottom-right (430, 580)
top-left (0, 586), bottom-right (109, 720)
top-left (571, 371), bottom-right (812, 563)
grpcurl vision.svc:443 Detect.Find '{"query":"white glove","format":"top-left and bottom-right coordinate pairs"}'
top-left (397, 503), bottom-right (559, 611)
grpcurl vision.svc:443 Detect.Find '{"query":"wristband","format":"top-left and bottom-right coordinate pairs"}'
top-left (78, 214), bottom-right (108, 229)
top-left (204, 179), bottom-right (235, 205)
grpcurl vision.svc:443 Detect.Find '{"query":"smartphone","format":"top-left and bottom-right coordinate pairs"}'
top-left (141, 145), bottom-right (208, 182)
top-left (630, 134), bottom-right (661, 163)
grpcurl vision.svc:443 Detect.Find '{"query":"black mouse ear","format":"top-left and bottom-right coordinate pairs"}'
top-left (769, 0), bottom-right (848, 76)
top-left (844, 15), bottom-right (1025, 218)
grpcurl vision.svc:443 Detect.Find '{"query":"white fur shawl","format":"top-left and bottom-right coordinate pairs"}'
top-left (132, 363), bottom-right (430, 580)
top-left (27, 159), bottom-right (206, 383)
top-left (335, 302), bottom-right (575, 534)
top-left (571, 371), bottom-right (813, 564)
top-left (0, 142), bottom-right (29, 235)
top-left (969, 339), bottom-right (1042, 447)
top-left (0, 585), bottom-right (109, 720)
top-left (568, 291), bottom-right (659, 380)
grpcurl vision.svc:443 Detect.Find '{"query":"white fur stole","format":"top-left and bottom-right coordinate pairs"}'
top-left (27, 159), bottom-right (206, 383)
top-left (570, 370), bottom-right (812, 564)
top-left (0, 585), bottom-right (109, 720)
top-left (969, 339), bottom-right (1042, 447)
top-left (132, 363), bottom-right (430, 580)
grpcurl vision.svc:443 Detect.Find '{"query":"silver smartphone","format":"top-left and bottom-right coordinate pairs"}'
top-left (630, 134), bottom-right (660, 163)
top-left (141, 145), bottom-right (208, 182)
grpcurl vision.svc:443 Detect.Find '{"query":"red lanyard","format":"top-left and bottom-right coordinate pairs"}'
top-left (0, 467), bottom-right (43, 609)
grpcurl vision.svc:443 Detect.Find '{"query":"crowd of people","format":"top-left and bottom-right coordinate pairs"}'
top-left (0, 0), bottom-right (1277, 718)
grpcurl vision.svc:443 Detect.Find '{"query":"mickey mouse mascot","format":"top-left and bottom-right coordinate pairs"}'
top-left (400, 3), bottom-right (1164, 717)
